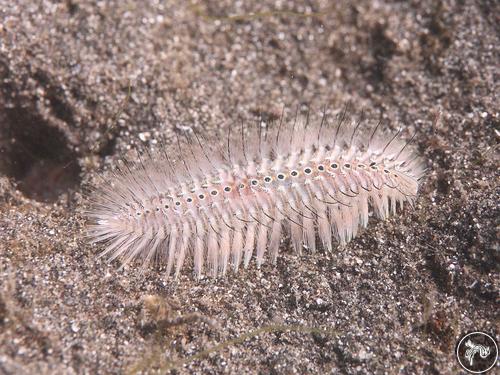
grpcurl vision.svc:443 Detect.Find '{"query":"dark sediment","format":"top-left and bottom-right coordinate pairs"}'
top-left (0, 1), bottom-right (498, 374)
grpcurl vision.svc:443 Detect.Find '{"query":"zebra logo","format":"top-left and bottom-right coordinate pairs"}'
top-left (456, 332), bottom-right (498, 373)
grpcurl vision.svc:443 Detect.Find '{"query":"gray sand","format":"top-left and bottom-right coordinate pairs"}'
top-left (0, 1), bottom-right (498, 374)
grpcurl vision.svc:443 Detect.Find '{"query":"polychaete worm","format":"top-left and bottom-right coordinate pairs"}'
top-left (85, 106), bottom-right (426, 279)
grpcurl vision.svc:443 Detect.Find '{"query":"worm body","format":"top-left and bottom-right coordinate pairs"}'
top-left (86, 111), bottom-right (425, 278)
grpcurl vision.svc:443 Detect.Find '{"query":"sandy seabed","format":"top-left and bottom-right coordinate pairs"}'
top-left (0, 1), bottom-right (498, 374)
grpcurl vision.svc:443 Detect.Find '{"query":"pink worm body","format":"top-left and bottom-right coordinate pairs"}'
top-left (86, 112), bottom-right (425, 278)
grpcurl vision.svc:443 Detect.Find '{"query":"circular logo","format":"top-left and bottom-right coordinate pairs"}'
top-left (456, 331), bottom-right (498, 373)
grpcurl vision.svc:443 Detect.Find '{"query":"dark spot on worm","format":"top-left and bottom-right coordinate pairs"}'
top-left (175, 201), bottom-right (181, 206)
top-left (277, 173), bottom-right (285, 180)
top-left (186, 197), bottom-right (193, 203)
top-left (251, 179), bottom-right (258, 186)
top-left (344, 163), bottom-right (351, 169)
top-left (291, 170), bottom-right (298, 177)
top-left (304, 167), bottom-right (312, 174)
top-left (330, 163), bottom-right (338, 169)
top-left (211, 190), bottom-right (218, 196)
top-left (224, 186), bottom-right (231, 192)
top-left (239, 183), bottom-right (245, 189)
top-left (264, 176), bottom-right (272, 183)
top-left (318, 165), bottom-right (325, 171)
top-left (198, 194), bottom-right (205, 199)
